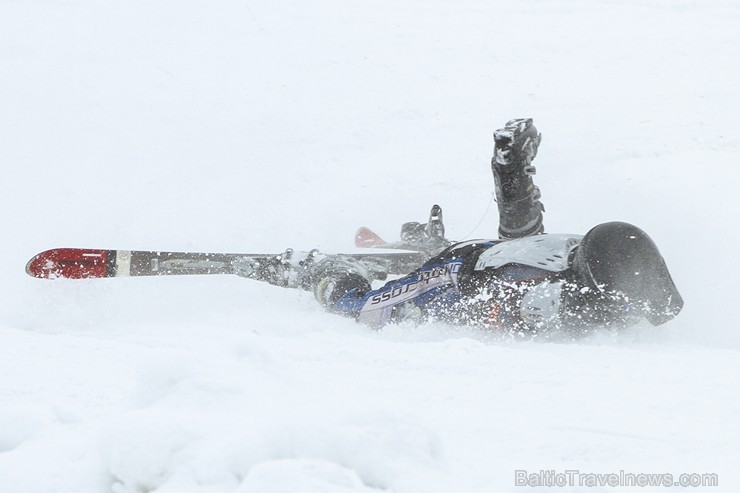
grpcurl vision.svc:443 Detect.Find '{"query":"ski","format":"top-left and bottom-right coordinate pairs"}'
top-left (26, 247), bottom-right (428, 283)
top-left (26, 248), bottom-right (249, 279)
top-left (355, 204), bottom-right (451, 256)
top-left (27, 205), bottom-right (452, 285)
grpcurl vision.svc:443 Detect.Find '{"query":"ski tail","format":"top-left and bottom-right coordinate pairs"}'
top-left (26, 248), bottom-right (246, 279)
top-left (354, 227), bottom-right (388, 248)
top-left (27, 248), bottom-right (115, 279)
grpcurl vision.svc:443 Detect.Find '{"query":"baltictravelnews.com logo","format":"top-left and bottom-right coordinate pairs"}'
top-left (514, 469), bottom-right (718, 488)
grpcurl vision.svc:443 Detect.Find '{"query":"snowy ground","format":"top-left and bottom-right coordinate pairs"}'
top-left (1, 0), bottom-right (739, 491)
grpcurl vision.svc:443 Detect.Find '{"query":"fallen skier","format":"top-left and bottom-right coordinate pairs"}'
top-left (26, 118), bottom-right (683, 334)
top-left (242, 118), bottom-right (683, 332)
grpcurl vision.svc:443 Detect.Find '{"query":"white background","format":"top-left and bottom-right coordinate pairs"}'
top-left (1, 0), bottom-right (739, 491)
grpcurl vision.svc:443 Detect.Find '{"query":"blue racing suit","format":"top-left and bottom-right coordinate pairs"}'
top-left (328, 235), bottom-right (590, 330)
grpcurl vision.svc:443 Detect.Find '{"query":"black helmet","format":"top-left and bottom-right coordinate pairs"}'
top-left (572, 222), bottom-right (683, 325)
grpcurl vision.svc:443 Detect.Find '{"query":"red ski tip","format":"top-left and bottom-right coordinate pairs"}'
top-left (355, 227), bottom-right (387, 248)
top-left (26, 248), bottom-right (112, 279)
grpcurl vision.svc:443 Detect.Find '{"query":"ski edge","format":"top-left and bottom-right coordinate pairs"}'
top-left (26, 248), bottom-right (430, 281)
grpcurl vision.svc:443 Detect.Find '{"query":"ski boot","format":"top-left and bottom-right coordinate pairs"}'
top-left (401, 204), bottom-right (445, 242)
top-left (233, 249), bottom-right (373, 308)
top-left (310, 257), bottom-right (373, 309)
top-left (233, 249), bottom-right (326, 289)
top-left (492, 118), bottom-right (545, 239)
top-left (398, 204), bottom-right (450, 256)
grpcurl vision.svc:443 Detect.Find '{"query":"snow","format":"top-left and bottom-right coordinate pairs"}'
top-left (1, 0), bottom-right (739, 491)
